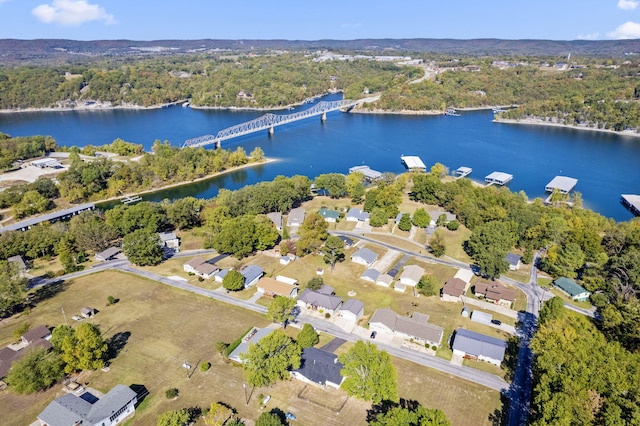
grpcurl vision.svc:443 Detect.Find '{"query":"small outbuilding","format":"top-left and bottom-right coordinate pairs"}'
top-left (505, 253), bottom-right (522, 271)
top-left (95, 247), bottom-right (121, 262)
top-left (80, 307), bottom-right (96, 319)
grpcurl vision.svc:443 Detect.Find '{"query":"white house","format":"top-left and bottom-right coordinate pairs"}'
top-left (345, 208), bottom-right (370, 222)
top-left (505, 253), bottom-right (522, 271)
top-left (399, 265), bottom-right (424, 287)
top-left (376, 273), bottom-right (394, 287)
top-left (340, 299), bottom-right (365, 322)
top-left (452, 329), bottom-right (507, 367)
top-left (287, 207), bottom-right (306, 228)
top-left (351, 248), bottom-right (378, 267)
top-left (369, 308), bottom-right (444, 347)
top-left (241, 265), bottom-right (264, 288)
top-left (158, 232), bottom-right (180, 253)
top-left (360, 268), bottom-right (380, 282)
top-left (183, 257), bottom-right (219, 279)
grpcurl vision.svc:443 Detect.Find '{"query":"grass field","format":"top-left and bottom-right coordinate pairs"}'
top-left (0, 270), bottom-right (503, 426)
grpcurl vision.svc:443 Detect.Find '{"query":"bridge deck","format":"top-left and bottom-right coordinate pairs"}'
top-left (183, 98), bottom-right (365, 148)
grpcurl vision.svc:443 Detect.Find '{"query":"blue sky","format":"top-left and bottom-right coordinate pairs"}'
top-left (0, 0), bottom-right (639, 41)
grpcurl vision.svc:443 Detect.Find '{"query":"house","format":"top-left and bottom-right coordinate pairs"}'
top-left (553, 277), bottom-right (591, 301)
top-left (399, 265), bottom-right (424, 287)
top-left (275, 275), bottom-right (298, 286)
top-left (360, 268), bottom-right (380, 282)
top-left (345, 208), bottom-right (370, 222)
top-left (351, 248), bottom-right (378, 267)
top-left (95, 247), bottom-right (121, 262)
top-left (505, 253), bottom-right (521, 271)
top-left (158, 232), bottom-right (180, 253)
top-left (454, 269), bottom-right (474, 284)
top-left (376, 273), bottom-right (393, 287)
top-left (240, 265), bottom-right (264, 288)
top-left (470, 310), bottom-right (493, 325)
top-left (452, 328), bottom-right (507, 366)
top-left (266, 212), bottom-right (283, 231)
top-left (337, 235), bottom-right (354, 248)
top-left (21, 325), bottom-right (52, 345)
top-left (7, 255), bottom-right (28, 273)
top-left (287, 207), bottom-right (306, 228)
top-left (474, 282), bottom-right (516, 308)
top-left (317, 284), bottom-right (335, 295)
top-left (0, 347), bottom-right (20, 379)
top-left (297, 289), bottom-right (343, 316)
top-left (256, 277), bottom-right (298, 298)
top-left (228, 327), bottom-right (274, 363)
top-left (183, 257), bottom-right (219, 279)
top-left (37, 384), bottom-right (137, 426)
top-left (441, 278), bottom-right (467, 302)
top-left (81, 307), bottom-right (96, 319)
top-left (214, 268), bottom-right (230, 283)
top-left (291, 347), bottom-right (345, 388)
top-left (340, 299), bottom-right (365, 322)
top-left (427, 210), bottom-right (456, 227)
top-left (369, 308), bottom-right (444, 347)
top-left (319, 207), bottom-right (340, 223)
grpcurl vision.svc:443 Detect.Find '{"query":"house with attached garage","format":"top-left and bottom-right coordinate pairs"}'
top-left (452, 328), bottom-right (507, 366)
top-left (37, 384), bottom-right (137, 426)
top-left (183, 257), bottom-right (219, 279)
top-left (297, 289), bottom-right (343, 316)
top-left (345, 208), bottom-right (370, 222)
top-left (351, 247), bottom-right (378, 267)
top-left (369, 308), bottom-right (444, 348)
top-left (240, 265), bottom-right (264, 288)
top-left (256, 277), bottom-right (298, 298)
top-left (287, 207), bottom-right (306, 228)
top-left (339, 299), bottom-right (365, 322)
top-left (158, 232), bottom-right (180, 253)
top-left (399, 265), bottom-right (425, 287)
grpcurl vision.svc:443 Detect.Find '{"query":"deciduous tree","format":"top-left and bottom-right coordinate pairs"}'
top-left (0, 260), bottom-right (27, 316)
top-left (267, 296), bottom-right (296, 325)
top-left (323, 235), bottom-right (345, 271)
top-left (297, 323), bottom-right (319, 348)
top-left (122, 228), bottom-right (164, 266)
top-left (241, 329), bottom-right (301, 387)
top-left (412, 208), bottom-right (430, 228)
top-left (6, 347), bottom-right (64, 394)
top-left (223, 270), bottom-right (245, 291)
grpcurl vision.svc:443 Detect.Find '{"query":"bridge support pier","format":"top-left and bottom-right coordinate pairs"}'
top-left (268, 126), bottom-right (274, 136)
top-left (321, 112), bottom-right (327, 122)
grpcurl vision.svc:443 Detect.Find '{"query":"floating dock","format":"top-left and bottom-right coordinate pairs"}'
top-left (401, 155), bottom-right (427, 171)
top-left (121, 195), bottom-right (142, 205)
top-left (445, 108), bottom-right (461, 116)
top-left (349, 165), bottom-right (382, 181)
top-left (485, 171), bottom-right (513, 186)
top-left (545, 176), bottom-right (578, 194)
top-left (455, 166), bottom-right (472, 178)
top-left (621, 194), bottom-right (640, 216)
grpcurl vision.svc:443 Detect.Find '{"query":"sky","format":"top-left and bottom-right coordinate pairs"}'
top-left (0, 0), bottom-right (640, 41)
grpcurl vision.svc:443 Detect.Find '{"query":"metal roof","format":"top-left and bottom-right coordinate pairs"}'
top-left (622, 194), bottom-right (640, 215)
top-left (401, 155), bottom-right (426, 170)
top-left (470, 310), bottom-right (493, 325)
top-left (352, 248), bottom-right (378, 265)
top-left (554, 277), bottom-right (589, 297)
top-left (452, 328), bottom-right (507, 362)
top-left (485, 171), bottom-right (513, 184)
top-left (361, 268), bottom-right (380, 282)
top-left (545, 176), bottom-right (578, 194)
top-left (0, 203), bottom-right (95, 232)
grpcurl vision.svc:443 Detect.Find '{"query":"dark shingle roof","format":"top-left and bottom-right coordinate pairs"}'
top-left (292, 347), bottom-right (343, 386)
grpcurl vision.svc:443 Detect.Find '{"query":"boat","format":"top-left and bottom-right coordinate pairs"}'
top-left (492, 107), bottom-right (507, 114)
top-left (444, 108), bottom-right (461, 116)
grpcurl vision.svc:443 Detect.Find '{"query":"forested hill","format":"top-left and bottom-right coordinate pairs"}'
top-left (2, 38), bottom-right (640, 64)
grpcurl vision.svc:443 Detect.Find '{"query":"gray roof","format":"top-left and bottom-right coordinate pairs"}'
top-left (266, 212), bottom-right (283, 229)
top-left (317, 284), bottom-right (334, 295)
top-left (337, 235), bottom-right (354, 246)
top-left (485, 171), bottom-right (513, 184)
top-left (298, 289), bottom-right (342, 310)
top-left (505, 253), bottom-right (521, 266)
top-left (346, 208), bottom-right (370, 221)
top-left (545, 176), bottom-right (578, 194)
top-left (241, 265), bottom-right (264, 284)
top-left (369, 308), bottom-right (443, 344)
top-left (158, 231), bottom-right (178, 242)
top-left (38, 384), bottom-right (136, 426)
top-left (352, 247), bottom-right (378, 265)
top-left (452, 329), bottom-right (507, 362)
top-left (96, 247), bottom-right (121, 260)
top-left (228, 327), bottom-right (273, 363)
top-left (361, 268), bottom-right (380, 281)
top-left (471, 310), bottom-right (493, 325)
top-left (622, 194), bottom-right (640, 215)
top-left (292, 347), bottom-right (343, 386)
top-left (0, 203), bottom-right (95, 232)
top-left (22, 325), bottom-right (51, 343)
top-left (7, 255), bottom-right (26, 270)
top-left (341, 299), bottom-right (365, 315)
top-left (287, 207), bottom-right (306, 226)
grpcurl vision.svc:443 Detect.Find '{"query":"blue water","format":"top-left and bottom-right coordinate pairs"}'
top-left (1, 95), bottom-right (639, 221)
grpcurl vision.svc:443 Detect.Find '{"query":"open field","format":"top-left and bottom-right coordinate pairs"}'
top-left (0, 270), bottom-right (503, 426)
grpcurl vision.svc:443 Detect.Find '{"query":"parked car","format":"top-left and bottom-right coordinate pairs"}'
top-left (370, 331), bottom-right (377, 339)
top-left (262, 395), bottom-right (271, 405)
top-left (491, 319), bottom-right (502, 326)
top-left (285, 412), bottom-right (297, 421)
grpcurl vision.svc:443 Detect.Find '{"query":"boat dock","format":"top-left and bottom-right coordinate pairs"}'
top-left (454, 166), bottom-right (472, 179)
top-left (401, 155), bottom-right (427, 172)
top-left (622, 194), bottom-right (640, 216)
top-left (545, 176), bottom-right (578, 194)
top-left (121, 195), bottom-right (142, 205)
top-left (485, 171), bottom-right (513, 186)
top-left (445, 108), bottom-right (461, 116)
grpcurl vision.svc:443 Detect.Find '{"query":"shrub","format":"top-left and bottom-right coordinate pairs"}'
top-left (107, 295), bottom-right (116, 305)
top-left (165, 388), bottom-right (179, 399)
top-left (446, 220), bottom-right (459, 231)
top-left (200, 362), bottom-right (211, 372)
top-left (325, 313), bottom-right (331, 319)
top-left (432, 345), bottom-right (438, 351)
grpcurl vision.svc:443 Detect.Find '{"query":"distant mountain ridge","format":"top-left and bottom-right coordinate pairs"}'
top-left (1, 38), bottom-right (640, 64)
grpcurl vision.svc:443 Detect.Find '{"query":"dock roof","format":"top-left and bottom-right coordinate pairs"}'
top-left (0, 203), bottom-right (95, 232)
top-left (485, 171), bottom-right (513, 185)
top-left (545, 176), bottom-right (578, 194)
top-left (622, 194), bottom-right (640, 216)
top-left (400, 155), bottom-right (426, 170)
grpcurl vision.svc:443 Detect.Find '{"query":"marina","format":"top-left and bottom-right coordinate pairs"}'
top-left (485, 171), bottom-right (513, 186)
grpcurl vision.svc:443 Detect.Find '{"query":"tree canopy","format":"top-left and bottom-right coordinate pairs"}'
top-left (6, 347), bottom-right (65, 394)
top-left (339, 341), bottom-right (398, 404)
top-left (266, 296), bottom-right (296, 324)
top-left (51, 323), bottom-right (108, 373)
top-left (241, 329), bottom-right (301, 387)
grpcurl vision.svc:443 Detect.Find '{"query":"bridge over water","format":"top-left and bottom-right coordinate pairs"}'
top-left (183, 97), bottom-right (376, 148)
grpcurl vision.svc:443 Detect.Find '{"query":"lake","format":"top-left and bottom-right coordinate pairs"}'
top-left (1, 95), bottom-right (639, 221)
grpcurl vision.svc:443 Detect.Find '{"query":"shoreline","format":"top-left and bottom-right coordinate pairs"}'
top-left (495, 117), bottom-right (640, 138)
top-left (94, 157), bottom-right (278, 205)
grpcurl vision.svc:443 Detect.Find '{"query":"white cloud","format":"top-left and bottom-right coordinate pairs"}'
top-left (341, 22), bottom-right (362, 29)
top-left (608, 21), bottom-right (640, 39)
top-left (618, 0), bottom-right (639, 10)
top-left (577, 32), bottom-right (601, 40)
top-left (32, 0), bottom-right (116, 26)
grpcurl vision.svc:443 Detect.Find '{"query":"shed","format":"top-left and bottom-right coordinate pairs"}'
top-left (81, 307), bottom-right (96, 318)
top-left (461, 307), bottom-right (470, 317)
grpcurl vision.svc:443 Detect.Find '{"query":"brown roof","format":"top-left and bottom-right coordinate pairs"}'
top-left (22, 325), bottom-right (51, 343)
top-left (442, 278), bottom-right (466, 297)
top-left (185, 257), bottom-right (219, 275)
top-left (257, 277), bottom-right (297, 297)
top-left (474, 282), bottom-right (516, 302)
top-left (0, 347), bottom-right (19, 378)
